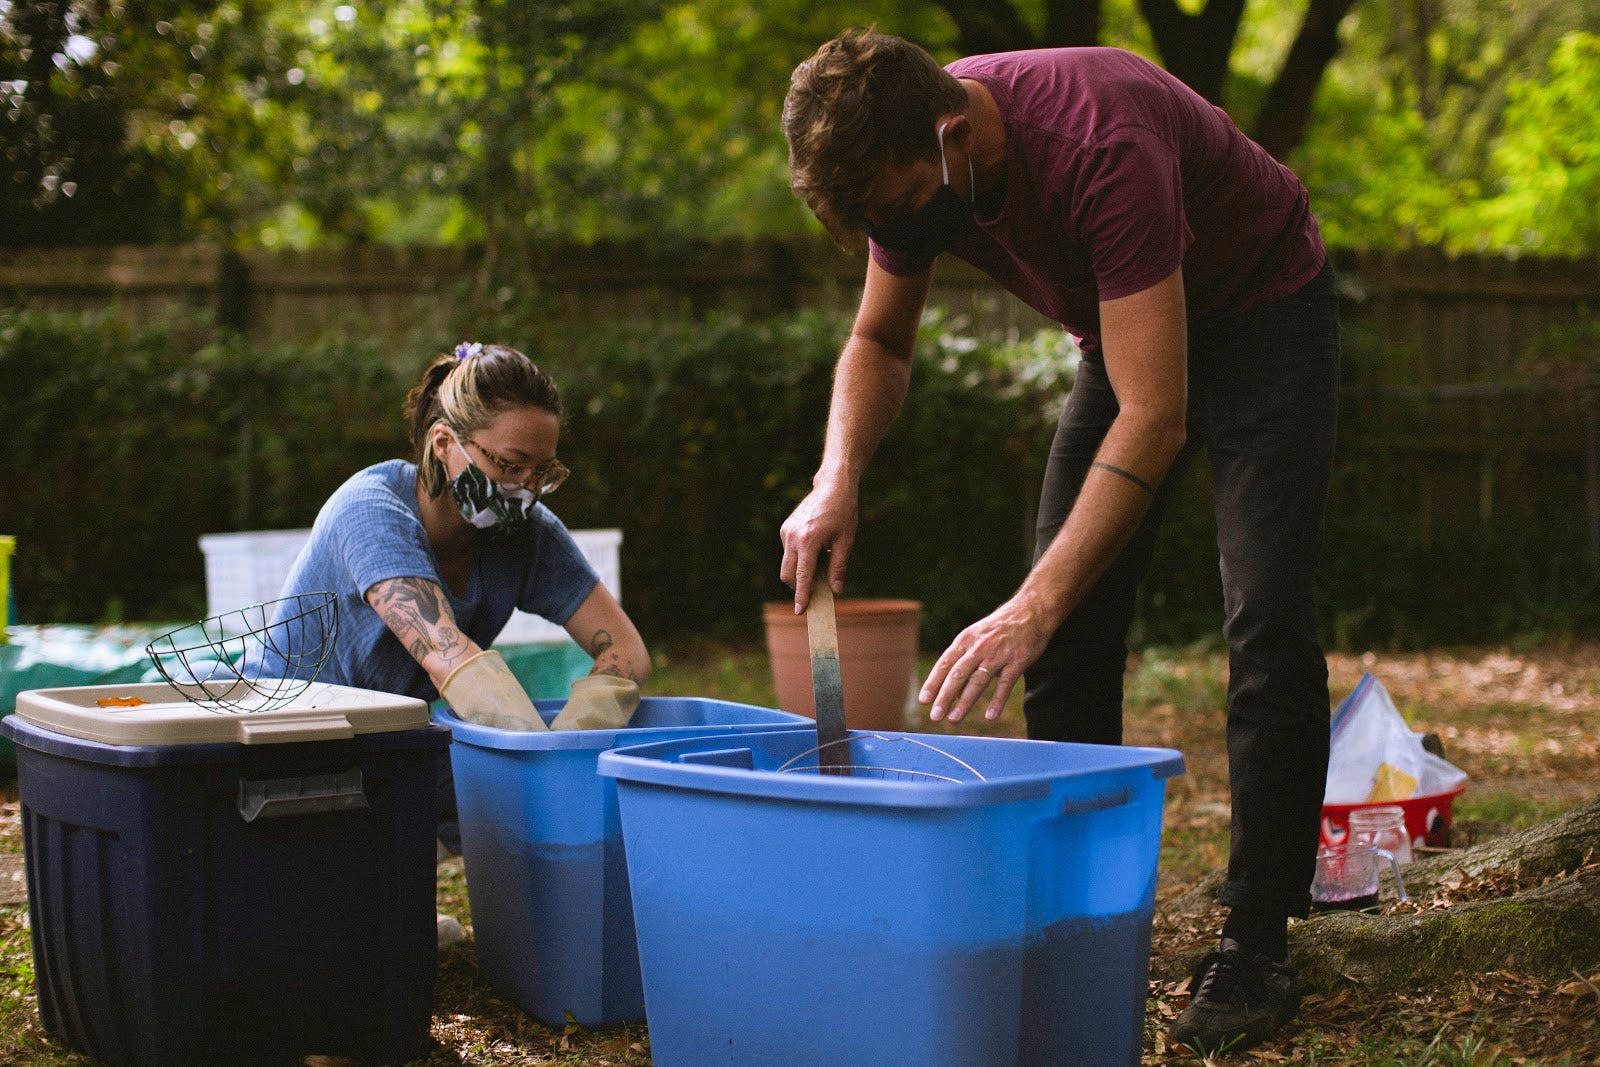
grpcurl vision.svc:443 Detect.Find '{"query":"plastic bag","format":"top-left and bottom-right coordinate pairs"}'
top-left (1325, 673), bottom-right (1467, 805)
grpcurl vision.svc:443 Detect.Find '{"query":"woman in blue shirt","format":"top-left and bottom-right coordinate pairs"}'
top-left (268, 341), bottom-right (649, 731)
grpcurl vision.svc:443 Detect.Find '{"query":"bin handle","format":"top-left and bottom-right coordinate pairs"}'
top-left (237, 767), bottom-right (368, 822)
top-left (236, 714), bottom-right (355, 744)
top-left (1058, 786), bottom-right (1131, 816)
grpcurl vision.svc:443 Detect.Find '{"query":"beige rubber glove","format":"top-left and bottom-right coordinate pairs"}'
top-left (549, 675), bottom-right (641, 731)
top-left (439, 650), bottom-right (549, 731)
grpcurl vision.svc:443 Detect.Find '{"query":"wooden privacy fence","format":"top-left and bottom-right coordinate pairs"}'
top-left (3, 240), bottom-right (1597, 569)
top-left (2, 239), bottom-right (1594, 351)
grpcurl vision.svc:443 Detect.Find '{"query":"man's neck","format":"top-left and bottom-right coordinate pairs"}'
top-left (957, 78), bottom-right (1008, 196)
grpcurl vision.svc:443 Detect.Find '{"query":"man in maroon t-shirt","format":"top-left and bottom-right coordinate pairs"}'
top-left (779, 29), bottom-right (1341, 1054)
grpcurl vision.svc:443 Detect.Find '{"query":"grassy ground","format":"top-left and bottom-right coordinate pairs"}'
top-left (2, 637), bottom-right (1597, 1065)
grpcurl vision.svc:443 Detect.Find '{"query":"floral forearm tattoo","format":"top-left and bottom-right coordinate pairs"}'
top-left (368, 577), bottom-right (472, 674)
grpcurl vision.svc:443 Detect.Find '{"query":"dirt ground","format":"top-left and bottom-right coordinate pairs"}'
top-left (1138, 641), bottom-right (1600, 1065)
top-left (2, 640), bottom-right (1598, 1065)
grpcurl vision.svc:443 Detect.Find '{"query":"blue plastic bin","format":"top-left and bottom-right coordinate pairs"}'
top-left (597, 728), bottom-right (1185, 1067)
top-left (435, 696), bottom-right (809, 1027)
top-left (2, 681), bottom-right (450, 1067)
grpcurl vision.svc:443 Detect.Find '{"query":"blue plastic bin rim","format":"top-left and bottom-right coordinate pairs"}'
top-left (1, 713), bottom-right (452, 768)
top-left (433, 696), bottom-right (809, 753)
top-left (597, 728), bottom-right (1185, 810)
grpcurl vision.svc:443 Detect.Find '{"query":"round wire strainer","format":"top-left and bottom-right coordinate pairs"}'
top-left (145, 591), bottom-right (338, 713)
top-left (776, 734), bottom-right (988, 783)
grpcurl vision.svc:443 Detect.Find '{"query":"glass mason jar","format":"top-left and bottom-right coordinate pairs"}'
top-left (1348, 804), bottom-right (1413, 864)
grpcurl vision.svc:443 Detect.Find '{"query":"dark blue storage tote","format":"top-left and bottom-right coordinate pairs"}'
top-left (435, 696), bottom-right (809, 1028)
top-left (3, 681), bottom-right (450, 1067)
top-left (597, 728), bottom-right (1185, 1067)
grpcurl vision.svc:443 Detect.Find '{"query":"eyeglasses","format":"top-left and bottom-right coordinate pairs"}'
top-left (464, 437), bottom-right (570, 497)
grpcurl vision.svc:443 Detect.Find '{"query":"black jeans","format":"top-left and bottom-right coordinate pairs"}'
top-left (1024, 264), bottom-right (1340, 919)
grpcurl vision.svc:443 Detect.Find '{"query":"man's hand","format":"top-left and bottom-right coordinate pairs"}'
top-left (916, 269), bottom-right (1190, 727)
top-left (918, 593), bottom-right (1057, 724)
top-left (779, 478), bottom-right (860, 613)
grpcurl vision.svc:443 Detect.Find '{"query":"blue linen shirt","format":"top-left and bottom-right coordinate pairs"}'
top-left (260, 460), bottom-right (598, 700)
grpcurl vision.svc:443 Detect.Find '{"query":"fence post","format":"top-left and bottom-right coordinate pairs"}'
top-left (216, 248), bottom-right (251, 334)
top-left (768, 239), bottom-right (801, 314)
top-left (1586, 368), bottom-right (1600, 578)
top-left (236, 378), bottom-right (256, 532)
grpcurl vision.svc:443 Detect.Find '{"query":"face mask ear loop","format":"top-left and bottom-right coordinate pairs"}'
top-left (937, 120), bottom-right (976, 204)
top-left (446, 428), bottom-right (472, 467)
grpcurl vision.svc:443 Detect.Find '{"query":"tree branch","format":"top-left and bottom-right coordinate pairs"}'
top-left (1137, 0), bottom-right (1246, 104)
top-left (1250, 0), bottom-right (1360, 160)
top-left (934, 0), bottom-right (1040, 57)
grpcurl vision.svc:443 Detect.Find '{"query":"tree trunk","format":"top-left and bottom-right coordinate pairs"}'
top-left (1137, 0), bottom-right (1248, 105)
top-left (936, 0), bottom-right (1042, 57)
top-left (1152, 795), bottom-right (1600, 993)
top-left (1044, 0), bottom-right (1103, 48)
top-left (1251, 0), bottom-right (1360, 160)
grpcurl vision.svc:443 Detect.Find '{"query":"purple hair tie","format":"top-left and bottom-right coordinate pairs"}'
top-left (454, 341), bottom-right (484, 362)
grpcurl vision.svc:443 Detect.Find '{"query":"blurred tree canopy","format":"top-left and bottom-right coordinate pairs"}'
top-left (3, 0), bottom-right (1598, 257)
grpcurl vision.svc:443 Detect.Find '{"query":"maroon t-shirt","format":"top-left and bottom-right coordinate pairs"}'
top-left (870, 48), bottom-right (1326, 344)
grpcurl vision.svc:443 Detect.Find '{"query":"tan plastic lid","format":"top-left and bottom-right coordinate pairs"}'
top-left (14, 681), bottom-right (431, 747)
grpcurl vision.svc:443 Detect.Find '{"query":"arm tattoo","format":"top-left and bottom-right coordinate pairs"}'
top-left (370, 576), bottom-right (471, 670)
top-left (586, 628), bottom-right (615, 659)
top-left (585, 627), bottom-right (639, 682)
top-left (1090, 460), bottom-right (1156, 496)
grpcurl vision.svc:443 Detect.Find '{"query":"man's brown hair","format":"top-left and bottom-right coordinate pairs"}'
top-left (783, 28), bottom-right (967, 249)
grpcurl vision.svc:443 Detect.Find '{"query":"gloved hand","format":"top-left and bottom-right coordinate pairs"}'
top-left (439, 649), bottom-right (549, 731)
top-left (549, 675), bottom-right (641, 731)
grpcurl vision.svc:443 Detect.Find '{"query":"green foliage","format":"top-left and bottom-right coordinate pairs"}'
top-left (8, 1), bottom-right (1600, 254)
top-left (0, 305), bottom-right (1074, 645)
top-left (0, 0), bottom-right (184, 243)
top-left (532, 0), bottom-right (958, 243)
top-left (539, 308), bottom-right (1075, 644)
top-left (1467, 32), bottom-right (1600, 255)
top-left (1296, 91), bottom-right (1469, 251)
top-left (0, 309), bottom-right (412, 620)
top-left (1296, 10), bottom-right (1600, 255)
top-left (2, 306), bottom-right (1594, 646)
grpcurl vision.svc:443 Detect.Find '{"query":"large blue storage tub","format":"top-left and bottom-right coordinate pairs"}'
top-left (597, 728), bottom-right (1185, 1067)
top-left (2, 681), bottom-right (450, 1067)
top-left (435, 696), bottom-right (809, 1028)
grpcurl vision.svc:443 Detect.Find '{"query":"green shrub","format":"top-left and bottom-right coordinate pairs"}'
top-left (2, 305), bottom-right (1594, 649)
top-left (541, 309), bottom-right (1075, 645)
top-left (0, 309), bottom-right (411, 622)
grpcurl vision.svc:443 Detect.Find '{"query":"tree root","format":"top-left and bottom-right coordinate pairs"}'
top-left (1151, 793), bottom-right (1600, 993)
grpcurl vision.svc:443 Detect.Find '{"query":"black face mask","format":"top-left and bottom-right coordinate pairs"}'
top-left (864, 122), bottom-right (975, 262)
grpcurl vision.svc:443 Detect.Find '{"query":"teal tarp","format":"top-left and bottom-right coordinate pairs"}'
top-left (1, 624), bottom-right (592, 766)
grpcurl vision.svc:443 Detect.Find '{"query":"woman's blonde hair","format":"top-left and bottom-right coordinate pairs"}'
top-left (404, 343), bottom-right (561, 497)
top-left (784, 28), bottom-right (967, 248)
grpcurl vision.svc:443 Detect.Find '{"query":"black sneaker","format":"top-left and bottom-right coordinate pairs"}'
top-left (1168, 938), bottom-right (1299, 1055)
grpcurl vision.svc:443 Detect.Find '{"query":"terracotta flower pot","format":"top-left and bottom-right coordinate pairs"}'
top-left (762, 598), bottom-right (923, 732)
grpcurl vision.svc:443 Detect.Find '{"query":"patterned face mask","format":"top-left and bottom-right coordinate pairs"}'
top-left (449, 438), bottom-right (537, 535)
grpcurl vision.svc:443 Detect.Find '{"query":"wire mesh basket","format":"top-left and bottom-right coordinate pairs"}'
top-left (145, 591), bottom-right (338, 713)
top-left (776, 735), bottom-right (988, 783)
